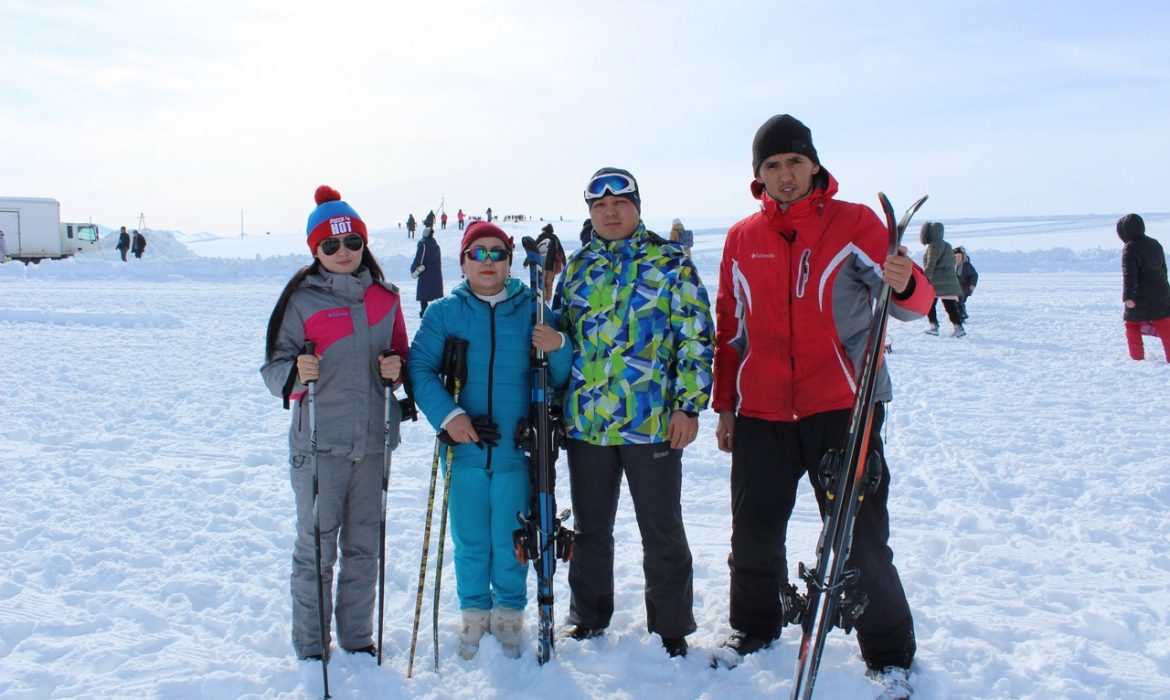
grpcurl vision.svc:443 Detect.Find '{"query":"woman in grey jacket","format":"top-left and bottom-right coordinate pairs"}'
top-left (920, 221), bottom-right (965, 337)
top-left (261, 186), bottom-right (410, 661)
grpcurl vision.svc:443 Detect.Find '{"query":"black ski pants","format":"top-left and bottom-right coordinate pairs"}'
top-left (927, 297), bottom-right (963, 326)
top-left (565, 439), bottom-right (697, 639)
top-left (728, 405), bottom-right (916, 669)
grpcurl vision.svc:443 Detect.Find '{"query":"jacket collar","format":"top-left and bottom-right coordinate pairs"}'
top-left (753, 169), bottom-right (839, 226)
top-left (309, 266), bottom-right (372, 303)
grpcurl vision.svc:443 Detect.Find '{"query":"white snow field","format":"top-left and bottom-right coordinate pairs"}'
top-left (2, 210), bottom-right (1169, 699)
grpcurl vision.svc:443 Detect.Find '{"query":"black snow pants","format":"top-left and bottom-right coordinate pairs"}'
top-left (565, 439), bottom-right (697, 639)
top-left (728, 404), bottom-right (916, 669)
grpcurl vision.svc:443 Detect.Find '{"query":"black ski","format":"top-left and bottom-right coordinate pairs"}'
top-left (789, 193), bottom-right (927, 700)
top-left (513, 232), bottom-right (574, 665)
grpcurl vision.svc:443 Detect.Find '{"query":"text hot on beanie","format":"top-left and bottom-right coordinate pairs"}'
top-left (752, 114), bottom-right (819, 175)
top-left (306, 185), bottom-right (368, 254)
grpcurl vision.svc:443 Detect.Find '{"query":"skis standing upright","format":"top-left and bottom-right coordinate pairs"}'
top-left (789, 193), bottom-right (928, 700)
top-left (513, 232), bottom-right (574, 665)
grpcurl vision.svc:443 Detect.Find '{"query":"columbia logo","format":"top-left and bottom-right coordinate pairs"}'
top-left (327, 310), bottom-right (348, 318)
top-left (750, 253), bottom-right (775, 259)
top-left (330, 217), bottom-right (353, 235)
top-left (653, 450), bottom-right (671, 459)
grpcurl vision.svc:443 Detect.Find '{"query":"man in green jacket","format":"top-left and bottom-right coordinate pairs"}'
top-left (554, 166), bottom-right (713, 658)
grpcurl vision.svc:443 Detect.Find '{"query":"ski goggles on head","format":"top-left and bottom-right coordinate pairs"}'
top-left (584, 172), bottom-right (638, 201)
top-left (463, 246), bottom-right (512, 263)
top-left (319, 234), bottom-right (364, 256)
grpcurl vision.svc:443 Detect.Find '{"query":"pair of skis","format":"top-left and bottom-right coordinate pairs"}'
top-left (788, 193), bottom-right (928, 700)
top-left (513, 232), bottom-right (574, 665)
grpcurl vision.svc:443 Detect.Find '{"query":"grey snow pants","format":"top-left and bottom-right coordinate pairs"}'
top-left (289, 449), bottom-right (383, 658)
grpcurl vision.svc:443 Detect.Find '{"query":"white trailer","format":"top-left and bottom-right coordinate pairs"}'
top-left (0, 196), bottom-right (100, 264)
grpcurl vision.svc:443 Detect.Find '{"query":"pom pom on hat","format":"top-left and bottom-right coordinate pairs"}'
top-left (306, 185), bottom-right (368, 253)
top-left (315, 185), bottom-right (340, 205)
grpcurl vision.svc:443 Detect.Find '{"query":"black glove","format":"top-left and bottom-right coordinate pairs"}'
top-left (437, 415), bottom-right (500, 449)
top-left (470, 415), bottom-right (500, 448)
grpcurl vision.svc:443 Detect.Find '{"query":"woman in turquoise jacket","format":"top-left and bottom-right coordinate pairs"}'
top-left (407, 221), bottom-right (571, 661)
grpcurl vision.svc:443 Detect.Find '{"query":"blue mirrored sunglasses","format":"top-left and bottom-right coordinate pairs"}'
top-left (584, 172), bottom-right (637, 201)
top-left (464, 246), bottom-right (511, 263)
top-left (320, 234), bottom-right (364, 255)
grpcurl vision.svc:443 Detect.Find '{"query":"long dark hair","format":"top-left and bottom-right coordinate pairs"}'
top-left (264, 248), bottom-right (386, 361)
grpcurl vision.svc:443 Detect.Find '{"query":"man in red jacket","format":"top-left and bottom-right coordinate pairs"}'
top-left (711, 114), bottom-right (933, 692)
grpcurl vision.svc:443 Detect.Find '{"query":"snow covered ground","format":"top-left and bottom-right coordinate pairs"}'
top-left (2, 209), bottom-right (1169, 699)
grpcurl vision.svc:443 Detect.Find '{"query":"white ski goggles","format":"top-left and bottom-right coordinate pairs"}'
top-left (584, 172), bottom-right (638, 201)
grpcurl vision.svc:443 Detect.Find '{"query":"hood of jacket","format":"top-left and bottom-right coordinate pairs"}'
top-left (919, 221), bottom-right (944, 246)
top-left (1117, 213), bottom-right (1146, 244)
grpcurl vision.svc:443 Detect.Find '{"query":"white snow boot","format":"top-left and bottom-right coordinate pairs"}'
top-left (866, 665), bottom-right (913, 699)
top-left (491, 607), bottom-right (525, 659)
top-left (924, 323), bottom-right (939, 336)
top-left (951, 323), bottom-right (966, 338)
top-left (458, 608), bottom-right (491, 660)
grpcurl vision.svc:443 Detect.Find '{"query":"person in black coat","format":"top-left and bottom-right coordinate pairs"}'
top-left (115, 226), bottom-right (131, 262)
top-left (410, 225), bottom-right (444, 317)
top-left (1117, 213), bottom-right (1170, 361)
top-left (131, 230), bottom-right (147, 259)
top-left (954, 246), bottom-right (978, 321)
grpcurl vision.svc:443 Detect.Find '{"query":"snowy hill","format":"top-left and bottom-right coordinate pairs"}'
top-left (2, 212), bottom-right (1169, 699)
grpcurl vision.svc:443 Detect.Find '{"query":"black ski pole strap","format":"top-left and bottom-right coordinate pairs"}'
top-left (281, 341), bottom-right (314, 410)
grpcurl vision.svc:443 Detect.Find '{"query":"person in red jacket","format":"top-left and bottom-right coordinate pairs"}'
top-left (711, 114), bottom-right (933, 694)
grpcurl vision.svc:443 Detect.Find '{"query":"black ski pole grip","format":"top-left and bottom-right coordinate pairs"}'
top-left (449, 339), bottom-right (470, 386)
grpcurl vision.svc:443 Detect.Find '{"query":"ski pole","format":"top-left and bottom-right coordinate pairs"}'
top-left (376, 349), bottom-right (399, 666)
top-left (406, 338), bottom-right (457, 678)
top-left (432, 338), bottom-right (469, 673)
top-left (305, 341), bottom-right (330, 699)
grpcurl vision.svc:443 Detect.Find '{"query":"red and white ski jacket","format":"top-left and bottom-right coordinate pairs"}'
top-left (713, 173), bottom-right (934, 422)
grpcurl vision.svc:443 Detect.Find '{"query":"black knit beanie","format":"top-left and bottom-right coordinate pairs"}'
top-left (752, 114), bottom-right (819, 175)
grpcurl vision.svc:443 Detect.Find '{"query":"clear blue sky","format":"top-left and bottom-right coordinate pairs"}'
top-left (2, 0), bottom-right (1168, 237)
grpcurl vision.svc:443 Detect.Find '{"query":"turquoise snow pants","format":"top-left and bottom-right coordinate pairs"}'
top-left (447, 459), bottom-right (530, 611)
